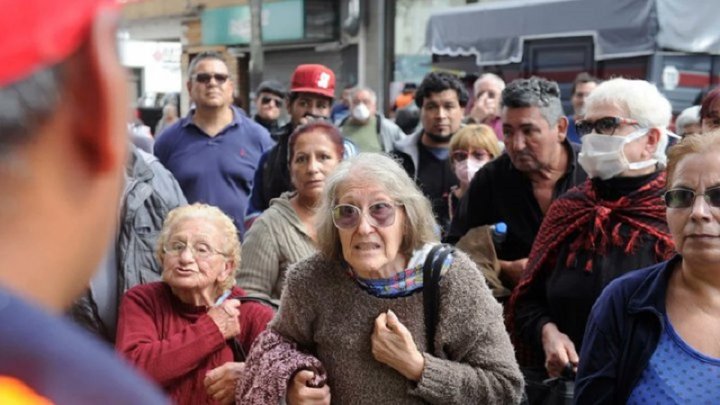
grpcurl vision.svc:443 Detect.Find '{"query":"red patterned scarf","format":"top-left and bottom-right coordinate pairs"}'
top-left (507, 172), bottom-right (674, 366)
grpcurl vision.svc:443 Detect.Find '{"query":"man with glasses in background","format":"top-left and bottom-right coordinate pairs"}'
top-left (154, 51), bottom-right (274, 239)
top-left (253, 80), bottom-right (287, 141)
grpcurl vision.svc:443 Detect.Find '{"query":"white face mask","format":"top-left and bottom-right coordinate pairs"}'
top-left (454, 158), bottom-right (486, 185)
top-left (578, 128), bottom-right (657, 180)
top-left (351, 103), bottom-right (371, 122)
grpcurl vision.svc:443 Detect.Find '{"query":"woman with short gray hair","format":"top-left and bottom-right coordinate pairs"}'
top-left (238, 153), bottom-right (523, 404)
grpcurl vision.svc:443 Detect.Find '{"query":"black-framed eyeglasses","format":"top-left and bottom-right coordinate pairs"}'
top-left (261, 96), bottom-right (282, 107)
top-left (332, 201), bottom-right (402, 229)
top-left (663, 187), bottom-right (720, 208)
top-left (193, 73), bottom-right (229, 85)
top-left (575, 116), bottom-right (639, 136)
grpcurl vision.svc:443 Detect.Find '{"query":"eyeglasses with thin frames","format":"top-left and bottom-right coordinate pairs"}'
top-left (162, 241), bottom-right (225, 260)
top-left (664, 187), bottom-right (720, 209)
top-left (332, 201), bottom-right (402, 229)
top-left (192, 73), bottom-right (229, 85)
top-left (575, 116), bottom-right (639, 136)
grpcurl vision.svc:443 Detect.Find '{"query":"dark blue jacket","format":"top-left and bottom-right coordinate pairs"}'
top-left (574, 255), bottom-right (680, 404)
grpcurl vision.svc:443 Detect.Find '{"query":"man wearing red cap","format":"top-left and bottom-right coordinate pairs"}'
top-left (245, 64), bottom-right (339, 226)
top-left (154, 51), bottom-right (275, 239)
top-left (0, 0), bottom-right (167, 403)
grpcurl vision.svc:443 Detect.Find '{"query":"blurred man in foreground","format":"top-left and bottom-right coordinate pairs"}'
top-left (0, 0), bottom-right (167, 402)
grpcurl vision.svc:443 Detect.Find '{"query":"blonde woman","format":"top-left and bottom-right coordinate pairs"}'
top-left (116, 203), bottom-right (274, 404)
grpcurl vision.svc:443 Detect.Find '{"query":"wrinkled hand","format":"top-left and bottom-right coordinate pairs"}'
top-left (204, 362), bottom-right (245, 404)
top-left (500, 258), bottom-right (528, 285)
top-left (541, 322), bottom-right (579, 377)
top-left (287, 370), bottom-right (331, 405)
top-left (207, 299), bottom-right (241, 339)
top-left (472, 92), bottom-right (498, 121)
top-left (371, 310), bottom-right (425, 382)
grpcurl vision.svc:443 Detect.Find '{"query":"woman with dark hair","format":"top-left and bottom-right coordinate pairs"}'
top-left (700, 86), bottom-right (720, 133)
top-left (236, 121), bottom-right (345, 303)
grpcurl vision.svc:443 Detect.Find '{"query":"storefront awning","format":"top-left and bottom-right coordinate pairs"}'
top-left (426, 0), bottom-right (658, 66)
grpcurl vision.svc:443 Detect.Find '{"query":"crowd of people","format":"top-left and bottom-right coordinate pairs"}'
top-left (3, 1), bottom-right (720, 404)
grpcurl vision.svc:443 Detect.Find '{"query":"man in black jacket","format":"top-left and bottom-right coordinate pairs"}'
top-left (245, 64), bottom-right (336, 227)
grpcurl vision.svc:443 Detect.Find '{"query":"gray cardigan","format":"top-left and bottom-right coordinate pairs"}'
top-left (271, 250), bottom-right (524, 404)
top-left (236, 192), bottom-right (316, 303)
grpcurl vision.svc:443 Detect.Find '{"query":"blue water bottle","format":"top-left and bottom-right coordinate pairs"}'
top-left (491, 222), bottom-right (507, 248)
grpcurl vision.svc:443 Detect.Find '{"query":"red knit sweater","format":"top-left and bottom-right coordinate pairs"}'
top-left (115, 282), bottom-right (274, 404)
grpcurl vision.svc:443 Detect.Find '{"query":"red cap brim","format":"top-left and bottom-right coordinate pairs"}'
top-left (0, 0), bottom-right (118, 87)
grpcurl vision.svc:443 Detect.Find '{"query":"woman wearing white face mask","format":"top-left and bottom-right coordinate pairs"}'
top-left (447, 125), bottom-right (511, 300)
top-left (509, 78), bottom-right (676, 389)
top-left (448, 124), bottom-right (501, 219)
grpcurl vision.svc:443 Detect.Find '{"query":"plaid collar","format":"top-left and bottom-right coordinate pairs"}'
top-left (346, 243), bottom-right (453, 298)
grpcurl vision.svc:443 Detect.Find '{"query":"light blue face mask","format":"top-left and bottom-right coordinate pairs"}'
top-left (578, 128), bottom-right (658, 180)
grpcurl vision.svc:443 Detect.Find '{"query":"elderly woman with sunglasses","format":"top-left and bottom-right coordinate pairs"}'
top-left (575, 130), bottom-right (720, 404)
top-left (115, 204), bottom-right (274, 404)
top-left (237, 153), bottom-right (523, 404)
top-left (509, 78), bottom-right (676, 386)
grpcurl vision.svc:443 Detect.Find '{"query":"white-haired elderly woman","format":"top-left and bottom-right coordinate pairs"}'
top-left (675, 105), bottom-right (701, 138)
top-left (115, 203), bottom-right (274, 405)
top-left (237, 153), bottom-right (523, 404)
top-left (509, 78), bottom-right (676, 385)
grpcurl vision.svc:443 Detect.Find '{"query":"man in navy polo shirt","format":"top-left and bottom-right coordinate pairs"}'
top-left (155, 51), bottom-right (274, 238)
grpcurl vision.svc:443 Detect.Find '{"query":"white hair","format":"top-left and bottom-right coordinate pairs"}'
top-left (584, 78), bottom-right (672, 167)
top-left (473, 73), bottom-right (505, 95)
top-left (675, 105), bottom-right (701, 136)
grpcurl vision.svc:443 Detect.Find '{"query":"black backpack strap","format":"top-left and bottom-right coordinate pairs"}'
top-left (423, 244), bottom-right (454, 355)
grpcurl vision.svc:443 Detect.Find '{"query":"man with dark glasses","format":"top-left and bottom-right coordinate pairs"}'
top-left (511, 78), bottom-right (674, 392)
top-left (154, 51), bottom-right (275, 239)
top-left (253, 80), bottom-right (286, 141)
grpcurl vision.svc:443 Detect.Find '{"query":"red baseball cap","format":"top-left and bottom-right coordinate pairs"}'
top-left (290, 64), bottom-right (336, 99)
top-left (0, 0), bottom-right (118, 87)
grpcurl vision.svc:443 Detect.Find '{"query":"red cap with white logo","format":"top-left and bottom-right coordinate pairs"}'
top-left (290, 64), bottom-right (336, 99)
top-left (0, 0), bottom-right (118, 87)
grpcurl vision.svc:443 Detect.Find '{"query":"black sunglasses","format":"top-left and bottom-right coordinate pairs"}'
top-left (575, 116), bottom-right (639, 136)
top-left (193, 73), bottom-right (229, 85)
top-left (664, 187), bottom-right (720, 208)
top-left (261, 96), bottom-right (282, 107)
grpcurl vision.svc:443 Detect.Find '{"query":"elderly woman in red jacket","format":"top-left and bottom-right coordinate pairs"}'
top-left (116, 203), bottom-right (274, 404)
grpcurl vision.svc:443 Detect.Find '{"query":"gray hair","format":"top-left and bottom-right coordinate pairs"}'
top-left (584, 78), bottom-right (672, 167)
top-left (187, 51), bottom-right (227, 78)
top-left (502, 76), bottom-right (564, 126)
top-left (674, 105), bottom-right (701, 137)
top-left (474, 73), bottom-right (506, 95)
top-left (0, 64), bottom-right (64, 156)
top-left (315, 153), bottom-right (438, 262)
top-left (350, 86), bottom-right (377, 104)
